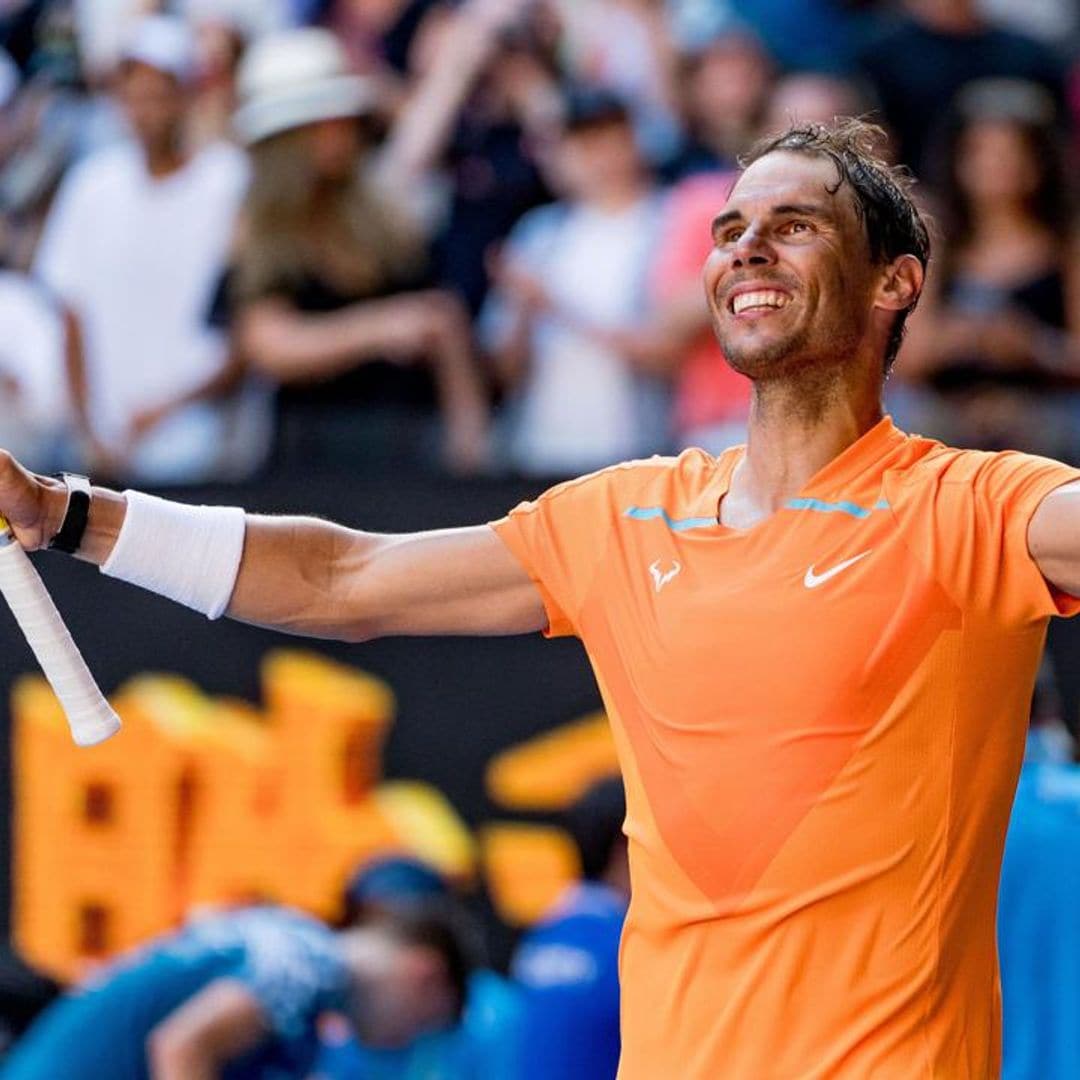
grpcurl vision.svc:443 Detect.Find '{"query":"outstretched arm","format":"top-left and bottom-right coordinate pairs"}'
top-left (0, 454), bottom-right (547, 641)
top-left (227, 519), bottom-right (546, 640)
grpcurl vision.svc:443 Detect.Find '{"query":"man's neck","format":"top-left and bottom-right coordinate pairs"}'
top-left (584, 180), bottom-right (648, 213)
top-left (143, 142), bottom-right (188, 179)
top-left (721, 370), bottom-right (884, 530)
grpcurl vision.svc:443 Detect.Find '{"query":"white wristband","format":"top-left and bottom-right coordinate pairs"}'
top-left (101, 492), bottom-right (247, 620)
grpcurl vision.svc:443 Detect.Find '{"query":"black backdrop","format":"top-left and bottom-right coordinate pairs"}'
top-left (4, 466), bottom-right (1080, 944)
top-left (0, 468), bottom-right (603, 939)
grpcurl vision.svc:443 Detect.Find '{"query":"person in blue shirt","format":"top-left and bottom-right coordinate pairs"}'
top-left (1, 905), bottom-right (465, 1080)
top-left (999, 735), bottom-right (1080, 1080)
top-left (511, 776), bottom-right (630, 1080)
top-left (315, 856), bottom-right (523, 1079)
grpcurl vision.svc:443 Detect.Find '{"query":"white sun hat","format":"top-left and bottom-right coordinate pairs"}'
top-left (233, 28), bottom-right (379, 146)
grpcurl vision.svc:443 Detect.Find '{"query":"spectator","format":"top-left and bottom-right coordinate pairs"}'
top-left (316, 856), bottom-right (522, 1079)
top-left (663, 10), bottom-right (774, 180)
top-left (307, 0), bottom-right (443, 79)
top-left (858, 0), bottom-right (1066, 177)
top-left (1, 905), bottom-right (466, 1079)
top-left (559, 0), bottom-right (681, 161)
top-left (511, 775), bottom-right (629, 1080)
top-left (481, 88), bottom-right (671, 476)
top-left (999, 743), bottom-right (1080, 1079)
top-left (33, 14), bottom-right (267, 485)
top-left (229, 27), bottom-right (490, 473)
top-left (341, 854), bottom-right (451, 925)
top-left (400, 3), bottom-right (558, 314)
top-left (761, 72), bottom-right (878, 138)
top-left (895, 79), bottom-right (1080, 460)
top-left (184, 10), bottom-right (248, 153)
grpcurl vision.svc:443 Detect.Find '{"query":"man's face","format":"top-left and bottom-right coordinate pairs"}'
top-left (349, 943), bottom-right (457, 1049)
top-left (553, 120), bottom-right (641, 200)
top-left (703, 151), bottom-right (877, 380)
top-left (118, 62), bottom-right (185, 153)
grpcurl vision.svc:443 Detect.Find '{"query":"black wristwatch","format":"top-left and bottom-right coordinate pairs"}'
top-left (48, 473), bottom-right (92, 554)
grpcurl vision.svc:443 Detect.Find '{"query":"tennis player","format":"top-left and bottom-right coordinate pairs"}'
top-left (4, 118), bottom-right (1079, 1078)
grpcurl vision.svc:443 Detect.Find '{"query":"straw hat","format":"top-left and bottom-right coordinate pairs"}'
top-left (234, 28), bottom-right (378, 146)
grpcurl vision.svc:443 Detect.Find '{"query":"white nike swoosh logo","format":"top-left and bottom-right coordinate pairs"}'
top-left (804, 550), bottom-right (872, 589)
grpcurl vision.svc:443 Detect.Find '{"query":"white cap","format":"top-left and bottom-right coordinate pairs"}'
top-left (233, 29), bottom-right (378, 146)
top-left (120, 14), bottom-right (197, 83)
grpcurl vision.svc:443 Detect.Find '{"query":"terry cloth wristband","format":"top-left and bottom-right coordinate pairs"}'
top-left (101, 492), bottom-right (246, 620)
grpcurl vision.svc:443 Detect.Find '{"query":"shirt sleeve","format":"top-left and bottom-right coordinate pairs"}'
top-left (491, 466), bottom-right (628, 639)
top-left (234, 912), bottom-right (350, 1041)
top-left (889, 448), bottom-right (1080, 628)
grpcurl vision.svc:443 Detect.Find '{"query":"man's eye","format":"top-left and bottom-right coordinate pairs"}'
top-left (722, 229), bottom-right (744, 244)
top-left (785, 221), bottom-right (812, 234)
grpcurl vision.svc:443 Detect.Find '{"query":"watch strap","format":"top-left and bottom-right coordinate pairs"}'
top-left (49, 473), bottom-right (92, 554)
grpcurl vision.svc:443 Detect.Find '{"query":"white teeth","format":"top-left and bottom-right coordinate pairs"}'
top-left (732, 290), bottom-right (790, 315)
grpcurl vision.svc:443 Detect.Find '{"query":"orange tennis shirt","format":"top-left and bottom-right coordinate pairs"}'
top-left (491, 417), bottom-right (1080, 1079)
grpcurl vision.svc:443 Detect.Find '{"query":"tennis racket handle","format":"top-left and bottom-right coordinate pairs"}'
top-left (0, 537), bottom-right (121, 746)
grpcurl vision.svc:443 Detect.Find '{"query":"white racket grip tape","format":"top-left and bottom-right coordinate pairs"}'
top-left (0, 535), bottom-right (121, 746)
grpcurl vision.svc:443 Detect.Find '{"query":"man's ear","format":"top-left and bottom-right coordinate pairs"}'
top-left (876, 255), bottom-right (924, 312)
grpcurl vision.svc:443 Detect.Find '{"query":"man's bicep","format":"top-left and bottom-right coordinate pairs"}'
top-left (1028, 479), bottom-right (1080, 597)
top-left (355, 525), bottom-right (549, 638)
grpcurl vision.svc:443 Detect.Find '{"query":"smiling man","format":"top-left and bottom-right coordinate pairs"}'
top-left (2, 119), bottom-right (1079, 1079)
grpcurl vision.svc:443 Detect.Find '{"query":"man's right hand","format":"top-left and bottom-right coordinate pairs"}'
top-left (0, 451), bottom-right (67, 552)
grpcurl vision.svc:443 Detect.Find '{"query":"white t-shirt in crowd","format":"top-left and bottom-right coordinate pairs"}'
top-left (483, 196), bottom-right (671, 476)
top-left (0, 272), bottom-right (68, 470)
top-left (35, 140), bottom-right (261, 481)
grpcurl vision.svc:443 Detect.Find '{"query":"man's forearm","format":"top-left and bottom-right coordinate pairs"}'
top-left (71, 486), bottom-right (127, 567)
top-left (226, 515), bottom-right (383, 640)
top-left (69, 487), bottom-right (376, 641)
top-left (149, 1038), bottom-right (218, 1080)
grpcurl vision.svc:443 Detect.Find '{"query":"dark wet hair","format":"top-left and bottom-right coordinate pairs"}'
top-left (742, 118), bottom-right (932, 373)
top-left (375, 901), bottom-right (478, 1022)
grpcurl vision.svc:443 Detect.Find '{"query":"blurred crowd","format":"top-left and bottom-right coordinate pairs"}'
top-left (0, 0), bottom-right (1076, 487)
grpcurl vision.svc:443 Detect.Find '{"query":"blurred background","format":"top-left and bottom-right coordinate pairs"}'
top-left (0, 0), bottom-right (1078, 1077)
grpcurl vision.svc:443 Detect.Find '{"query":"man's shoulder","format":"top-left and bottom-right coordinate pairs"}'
top-left (58, 143), bottom-right (142, 198)
top-left (531, 449), bottom-right (718, 512)
top-left (883, 435), bottom-right (1080, 521)
top-left (890, 436), bottom-right (1070, 485)
top-left (510, 200), bottom-right (570, 237)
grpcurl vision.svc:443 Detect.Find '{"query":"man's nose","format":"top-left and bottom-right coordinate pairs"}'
top-left (731, 227), bottom-right (776, 268)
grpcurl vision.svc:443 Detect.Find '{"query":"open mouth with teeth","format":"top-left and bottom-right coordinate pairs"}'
top-left (730, 290), bottom-right (792, 316)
